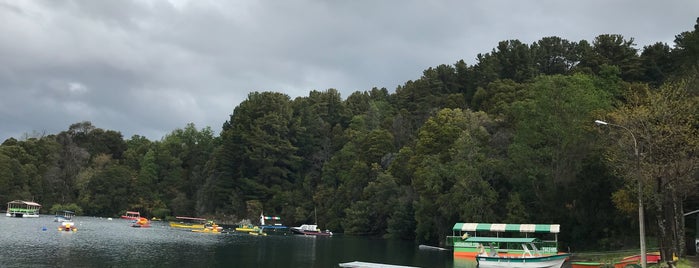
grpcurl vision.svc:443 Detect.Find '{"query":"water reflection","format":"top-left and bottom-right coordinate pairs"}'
top-left (1, 216), bottom-right (457, 267)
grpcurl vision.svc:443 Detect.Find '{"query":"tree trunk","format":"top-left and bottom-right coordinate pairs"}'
top-left (655, 176), bottom-right (684, 268)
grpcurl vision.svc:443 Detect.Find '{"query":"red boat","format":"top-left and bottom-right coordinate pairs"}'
top-left (121, 211), bottom-right (140, 220)
top-left (621, 252), bottom-right (661, 264)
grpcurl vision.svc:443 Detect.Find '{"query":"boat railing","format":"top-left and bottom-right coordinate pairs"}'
top-left (8, 208), bottom-right (39, 212)
top-left (539, 240), bottom-right (558, 254)
top-left (446, 235), bottom-right (477, 247)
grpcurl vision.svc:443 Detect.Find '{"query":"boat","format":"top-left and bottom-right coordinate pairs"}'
top-left (54, 210), bottom-right (75, 222)
top-left (169, 216), bottom-right (207, 229)
top-left (612, 259), bottom-right (639, 268)
top-left (448, 223), bottom-right (562, 258)
top-left (6, 200), bottom-right (41, 218)
top-left (338, 261), bottom-right (419, 268)
top-left (58, 221), bottom-right (78, 232)
top-left (477, 253), bottom-right (570, 268)
top-left (571, 262), bottom-right (604, 268)
top-left (620, 252), bottom-right (661, 264)
top-left (418, 244), bottom-right (449, 251)
top-left (471, 237), bottom-right (570, 268)
top-left (192, 222), bottom-right (223, 234)
top-left (248, 231), bottom-right (267, 236)
top-left (235, 224), bottom-right (261, 232)
top-left (290, 224), bottom-right (332, 236)
top-left (130, 217), bottom-right (151, 228)
top-left (121, 211), bottom-right (140, 220)
top-left (259, 213), bottom-right (290, 235)
top-left (192, 228), bottom-right (221, 234)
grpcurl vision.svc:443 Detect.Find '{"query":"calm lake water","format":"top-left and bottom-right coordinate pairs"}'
top-left (0, 215), bottom-right (477, 268)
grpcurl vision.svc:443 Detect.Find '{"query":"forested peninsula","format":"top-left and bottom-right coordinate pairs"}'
top-left (2, 18), bottom-right (698, 258)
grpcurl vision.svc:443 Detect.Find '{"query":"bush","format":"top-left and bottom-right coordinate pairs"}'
top-left (152, 208), bottom-right (171, 219)
top-left (49, 203), bottom-right (84, 215)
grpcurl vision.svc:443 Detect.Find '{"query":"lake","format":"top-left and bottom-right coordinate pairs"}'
top-left (0, 215), bottom-right (476, 268)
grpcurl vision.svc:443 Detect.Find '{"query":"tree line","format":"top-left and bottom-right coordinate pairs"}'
top-left (2, 18), bottom-right (698, 260)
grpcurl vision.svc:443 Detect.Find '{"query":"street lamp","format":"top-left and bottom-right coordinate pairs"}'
top-left (595, 119), bottom-right (646, 268)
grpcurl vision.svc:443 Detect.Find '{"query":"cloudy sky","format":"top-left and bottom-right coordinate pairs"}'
top-left (1, 0), bottom-right (697, 142)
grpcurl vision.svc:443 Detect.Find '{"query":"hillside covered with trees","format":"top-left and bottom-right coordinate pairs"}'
top-left (2, 18), bottom-right (698, 259)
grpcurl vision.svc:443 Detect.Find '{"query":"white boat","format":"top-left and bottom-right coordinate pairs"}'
top-left (290, 224), bottom-right (333, 236)
top-left (54, 210), bottom-right (75, 222)
top-left (470, 237), bottom-right (570, 268)
top-left (476, 254), bottom-right (569, 268)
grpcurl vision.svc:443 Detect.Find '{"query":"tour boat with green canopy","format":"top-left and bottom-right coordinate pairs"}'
top-left (447, 223), bottom-right (561, 258)
top-left (6, 200), bottom-right (41, 218)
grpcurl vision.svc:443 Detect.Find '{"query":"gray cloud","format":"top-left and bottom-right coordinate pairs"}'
top-left (1, 0), bottom-right (696, 141)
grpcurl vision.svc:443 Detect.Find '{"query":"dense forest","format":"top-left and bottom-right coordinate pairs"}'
top-left (2, 18), bottom-right (698, 259)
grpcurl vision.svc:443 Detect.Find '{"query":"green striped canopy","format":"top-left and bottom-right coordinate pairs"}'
top-left (452, 223), bottom-right (560, 233)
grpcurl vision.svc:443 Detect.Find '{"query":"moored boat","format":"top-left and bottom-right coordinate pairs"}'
top-left (471, 237), bottom-right (570, 268)
top-left (259, 213), bottom-right (290, 235)
top-left (448, 223), bottom-right (561, 259)
top-left (6, 200), bottom-right (41, 218)
top-left (54, 210), bottom-right (75, 222)
top-left (248, 231), bottom-right (267, 236)
top-left (290, 224), bottom-right (332, 236)
top-left (571, 262), bottom-right (603, 268)
top-left (477, 253), bottom-right (570, 268)
top-left (235, 224), bottom-right (261, 232)
top-left (613, 259), bottom-right (639, 268)
top-left (169, 216), bottom-right (207, 229)
top-left (620, 252), bottom-right (661, 264)
top-left (192, 222), bottom-right (223, 234)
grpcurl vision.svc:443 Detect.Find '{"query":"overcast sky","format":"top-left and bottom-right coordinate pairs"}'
top-left (1, 0), bottom-right (697, 142)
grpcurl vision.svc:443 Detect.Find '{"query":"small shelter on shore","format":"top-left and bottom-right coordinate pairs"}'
top-left (6, 200), bottom-right (42, 218)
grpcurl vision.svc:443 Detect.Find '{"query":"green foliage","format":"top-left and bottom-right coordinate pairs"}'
top-left (49, 203), bottom-right (83, 215)
top-left (507, 74), bottom-right (613, 223)
top-left (603, 77), bottom-right (699, 257)
top-left (152, 208), bottom-right (171, 219)
top-left (470, 79), bottom-right (525, 115)
top-left (577, 34), bottom-right (642, 81)
top-left (344, 170), bottom-right (400, 235)
top-left (411, 108), bottom-right (498, 243)
top-left (81, 165), bottom-right (133, 216)
top-left (386, 193), bottom-right (416, 240)
top-left (673, 17), bottom-right (699, 71)
top-left (530, 36), bottom-right (579, 75)
top-left (640, 42), bottom-right (676, 87)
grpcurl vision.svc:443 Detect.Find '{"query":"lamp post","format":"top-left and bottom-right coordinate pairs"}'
top-left (595, 120), bottom-right (646, 268)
